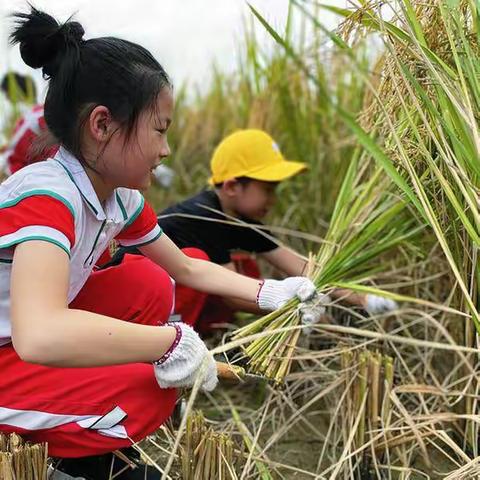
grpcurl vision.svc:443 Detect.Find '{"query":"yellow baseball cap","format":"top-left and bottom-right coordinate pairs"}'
top-left (209, 129), bottom-right (307, 185)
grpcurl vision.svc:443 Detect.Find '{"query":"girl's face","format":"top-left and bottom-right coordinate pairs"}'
top-left (95, 87), bottom-right (174, 191)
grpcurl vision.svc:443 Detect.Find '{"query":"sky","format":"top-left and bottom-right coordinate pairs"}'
top-left (0, 0), bottom-right (344, 98)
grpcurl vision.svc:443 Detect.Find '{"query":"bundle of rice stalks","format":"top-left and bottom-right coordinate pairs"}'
top-left (229, 3), bottom-right (431, 385)
top-left (340, 348), bottom-right (394, 475)
top-left (233, 156), bottom-right (419, 383)
top-left (0, 433), bottom-right (48, 480)
top-left (179, 410), bottom-right (238, 480)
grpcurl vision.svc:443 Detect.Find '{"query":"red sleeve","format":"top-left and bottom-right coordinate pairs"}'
top-left (0, 195), bottom-right (75, 252)
top-left (116, 201), bottom-right (161, 246)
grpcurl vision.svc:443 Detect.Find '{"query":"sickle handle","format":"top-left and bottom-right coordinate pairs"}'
top-left (216, 361), bottom-right (247, 382)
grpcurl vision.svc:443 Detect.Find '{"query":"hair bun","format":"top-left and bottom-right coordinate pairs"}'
top-left (10, 7), bottom-right (84, 77)
top-left (59, 21), bottom-right (85, 44)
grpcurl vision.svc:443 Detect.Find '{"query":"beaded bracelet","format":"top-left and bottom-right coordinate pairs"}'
top-left (154, 323), bottom-right (182, 365)
top-left (255, 280), bottom-right (265, 306)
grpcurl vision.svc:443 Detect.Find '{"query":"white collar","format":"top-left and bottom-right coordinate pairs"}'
top-left (54, 147), bottom-right (125, 223)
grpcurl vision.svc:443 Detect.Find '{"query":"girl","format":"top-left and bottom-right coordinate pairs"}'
top-left (0, 7), bottom-right (320, 478)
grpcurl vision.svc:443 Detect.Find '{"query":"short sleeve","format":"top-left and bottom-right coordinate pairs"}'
top-left (197, 226), bottom-right (232, 265)
top-left (116, 199), bottom-right (162, 248)
top-left (0, 193), bottom-right (76, 256)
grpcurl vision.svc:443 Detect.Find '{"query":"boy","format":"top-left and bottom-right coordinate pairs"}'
top-left (116, 129), bottom-right (396, 330)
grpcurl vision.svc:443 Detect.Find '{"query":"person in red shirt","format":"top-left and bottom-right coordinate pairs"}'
top-left (0, 72), bottom-right (57, 175)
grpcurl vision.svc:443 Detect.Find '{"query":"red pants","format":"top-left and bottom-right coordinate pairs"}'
top-left (175, 249), bottom-right (260, 333)
top-left (0, 255), bottom-right (176, 457)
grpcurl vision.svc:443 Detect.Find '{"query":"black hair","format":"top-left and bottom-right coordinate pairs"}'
top-left (9, 6), bottom-right (172, 161)
top-left (1, 71), bottom-right (37, 100)
top-left (213, 177), bottom-right (254, 189)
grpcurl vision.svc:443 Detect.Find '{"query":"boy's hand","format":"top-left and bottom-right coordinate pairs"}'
top-left (256, 277), bottom-right (316, 311)
top-left (153, 323), bottom-right (218, 391)
top-left (364, 294), bottom-right (398, 314)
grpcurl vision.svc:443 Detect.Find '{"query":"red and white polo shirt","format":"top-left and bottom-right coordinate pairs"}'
top-left (0, 147), bottom-right (162, 346)
top-left (1, 104), bottom-right (57, 175)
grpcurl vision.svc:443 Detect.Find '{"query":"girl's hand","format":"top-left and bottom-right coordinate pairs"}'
top-left (153, 323), bottom-right (218, 391)
top-left (364, 294), bottom-right (398, 314)
top-left (299, 293), bottom-right (332, 334)
top-left (256, 277), bottom-right (316, 311)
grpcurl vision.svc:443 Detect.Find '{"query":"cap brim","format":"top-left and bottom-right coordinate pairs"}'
top-left (208, 161), bottom-right (307, 185)
top-left (246, 161), bottom-right (307, 182)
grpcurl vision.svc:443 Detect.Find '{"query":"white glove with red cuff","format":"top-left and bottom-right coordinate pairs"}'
top-left (153, 323), bottom-right (218, 391)
top-left (257, 277), bottom-right (317, 311)
top-left (365, 294), bottom-right (398, 314)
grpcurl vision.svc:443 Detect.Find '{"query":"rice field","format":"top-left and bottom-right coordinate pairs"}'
top-left (142, 0), bottom-right (480, 477)
top-left (1, 0), bottom-right (479, 478)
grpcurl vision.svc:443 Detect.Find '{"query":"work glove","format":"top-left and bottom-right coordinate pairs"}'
top-left (364, 294), bottom-right (398, 314)
top-left (154, 323), bottom-right (218, 391)
top-left (256, 277), bottom-right (317, 311)
top-left (299, 293), bottom-right (332, 334)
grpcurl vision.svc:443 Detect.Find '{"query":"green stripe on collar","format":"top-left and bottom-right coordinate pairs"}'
top-left (115, 193), bottom-right (128, 221)
top-left (54, 159), bottom-right (99, 215)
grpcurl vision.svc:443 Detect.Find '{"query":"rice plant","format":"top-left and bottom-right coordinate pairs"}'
top-left (147, 5), bottom-right (368, 249)
top-left (226, 0), bottom-right (480, 476)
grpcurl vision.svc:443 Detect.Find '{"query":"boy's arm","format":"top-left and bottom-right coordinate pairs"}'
top-left (260, 248), bottom-right (395, 312)
top-left (259, 246), bottom-right (308, 276)
top-left (329, 288), bottom-right (367, 308)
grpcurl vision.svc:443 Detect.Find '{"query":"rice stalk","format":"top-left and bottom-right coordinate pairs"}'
top-left (179, 410), bottom-right (239, 480)
top-left (234, 159), bottom-right (420, 382)
top-left (0, 433), bottom-right (47, 480)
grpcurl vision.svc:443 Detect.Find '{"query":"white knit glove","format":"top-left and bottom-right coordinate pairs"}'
top-left (153, 323), bottom-right (218, 391)
top-left (257, 277), bottom-right (317, 311)
top-left (299, 293), bottom-right (332, 334)
top-left (365, 294), bottom-right (398, 314)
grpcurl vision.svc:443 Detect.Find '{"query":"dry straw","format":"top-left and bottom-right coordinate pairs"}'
top-left (179, 410), bottom-right (238, 480)
top-left (0, 433), bottom-right (48, 480)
